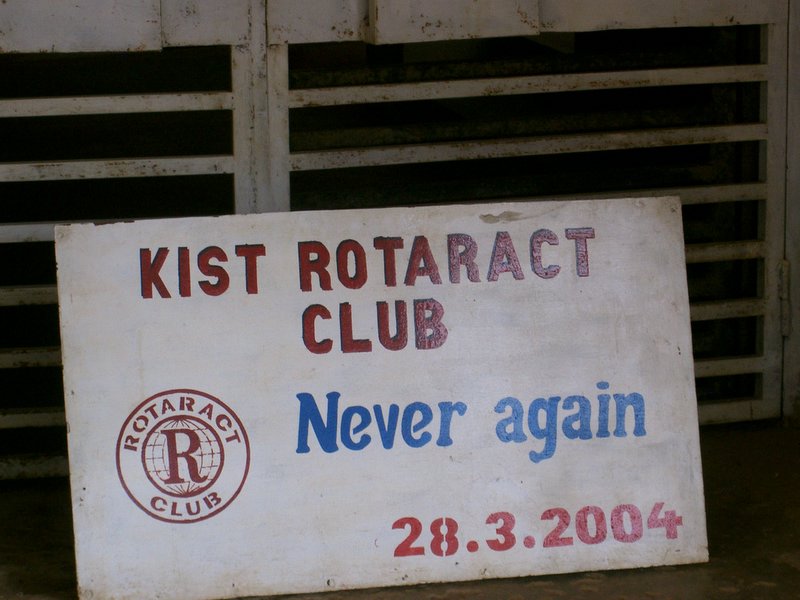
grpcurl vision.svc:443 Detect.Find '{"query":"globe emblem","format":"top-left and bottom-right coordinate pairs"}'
top-left (117, 389), bottom-right (250, 523)
top-left (142, 415), bottom-right (224, 498)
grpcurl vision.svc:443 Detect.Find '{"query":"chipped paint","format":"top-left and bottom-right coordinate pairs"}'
top-left (0, 0), bottom-right (162, 53)
top-left (480, 211), bottom-right (526, 224)
top-left (367, 0), bottom-right (540, 44)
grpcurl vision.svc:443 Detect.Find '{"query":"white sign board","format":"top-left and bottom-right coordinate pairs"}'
top-left (56, 198), bottom-right (707, 600)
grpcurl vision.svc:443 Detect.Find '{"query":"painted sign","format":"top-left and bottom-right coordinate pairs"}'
top-left (56, 197), bottom-right (707, 600)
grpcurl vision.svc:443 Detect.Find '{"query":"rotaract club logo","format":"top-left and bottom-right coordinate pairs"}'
top-left (116, 389), bottom-right (250, 524)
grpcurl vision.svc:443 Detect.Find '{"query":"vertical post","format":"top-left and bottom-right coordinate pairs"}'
top-left (759, 19), bottom-right (789, 420)
top-left (263, 42), bottom-right (291, 212)
top-left (232, 0), bottom-right (290, 214)
top-left (785, 0), bottom-right (800, 421)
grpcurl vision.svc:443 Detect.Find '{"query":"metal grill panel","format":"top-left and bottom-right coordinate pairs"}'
top-left (0, 46), bottom-right (240, 478)
top-left (280, 24), bottom-right (786, 425)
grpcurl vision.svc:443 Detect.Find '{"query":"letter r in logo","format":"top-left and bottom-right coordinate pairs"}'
top-left (160, 428), bottom-right (208, 485)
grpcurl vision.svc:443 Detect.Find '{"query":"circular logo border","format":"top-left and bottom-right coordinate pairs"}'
top-left (116, 388), bottom-right (250, 524)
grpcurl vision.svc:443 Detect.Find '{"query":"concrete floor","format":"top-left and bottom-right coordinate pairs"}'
top-left (1, 420), bottom-right (798, 600)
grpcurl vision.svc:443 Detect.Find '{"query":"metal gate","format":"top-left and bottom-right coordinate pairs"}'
top-left (0, 0), bottom-right (793, 479)
top-left (267, 1), bottom-right (788, 426)
top-left (0, 0), bottom-right (270, 477)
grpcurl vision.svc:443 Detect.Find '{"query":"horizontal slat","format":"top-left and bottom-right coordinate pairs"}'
top-left (0, 0), bottom-right (161, 54)
top-left (0, 347), bottom-right (61, 369)
top-left (694, 356), bottom-right (765, 378)
top-left (289, 65), bottom-right (769, 108)
top-left (0, 410), bottom-right (65, 429)
top-left (0, 92), bottom-right (234, 118)
top-left (0, 220), bottom-right (129, 243)
top-left (291, 124), bottom-right (768, 171)
top-left (0, 156), bottom-right (234, 183)
top-left (684, 240), bottom-right (765, 263)
top-left (0, 455), bottom-right (68, 480)
top-left (0, 222), bottom-right (61, 244)
top-left (673, 183), bottom-right (767, 205)
top-left (541, 183), bottom-right (768, 205)
top-left (698, 398), bottom-right (778, 424)
top-left (540, 0), bottom-right (784, 32)
top-left (690, 298), bottom-right (766, 321)
top-left (268, 0), bottom-right (782, 44)
top-left (0, 285), bottom-right (58, 306)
